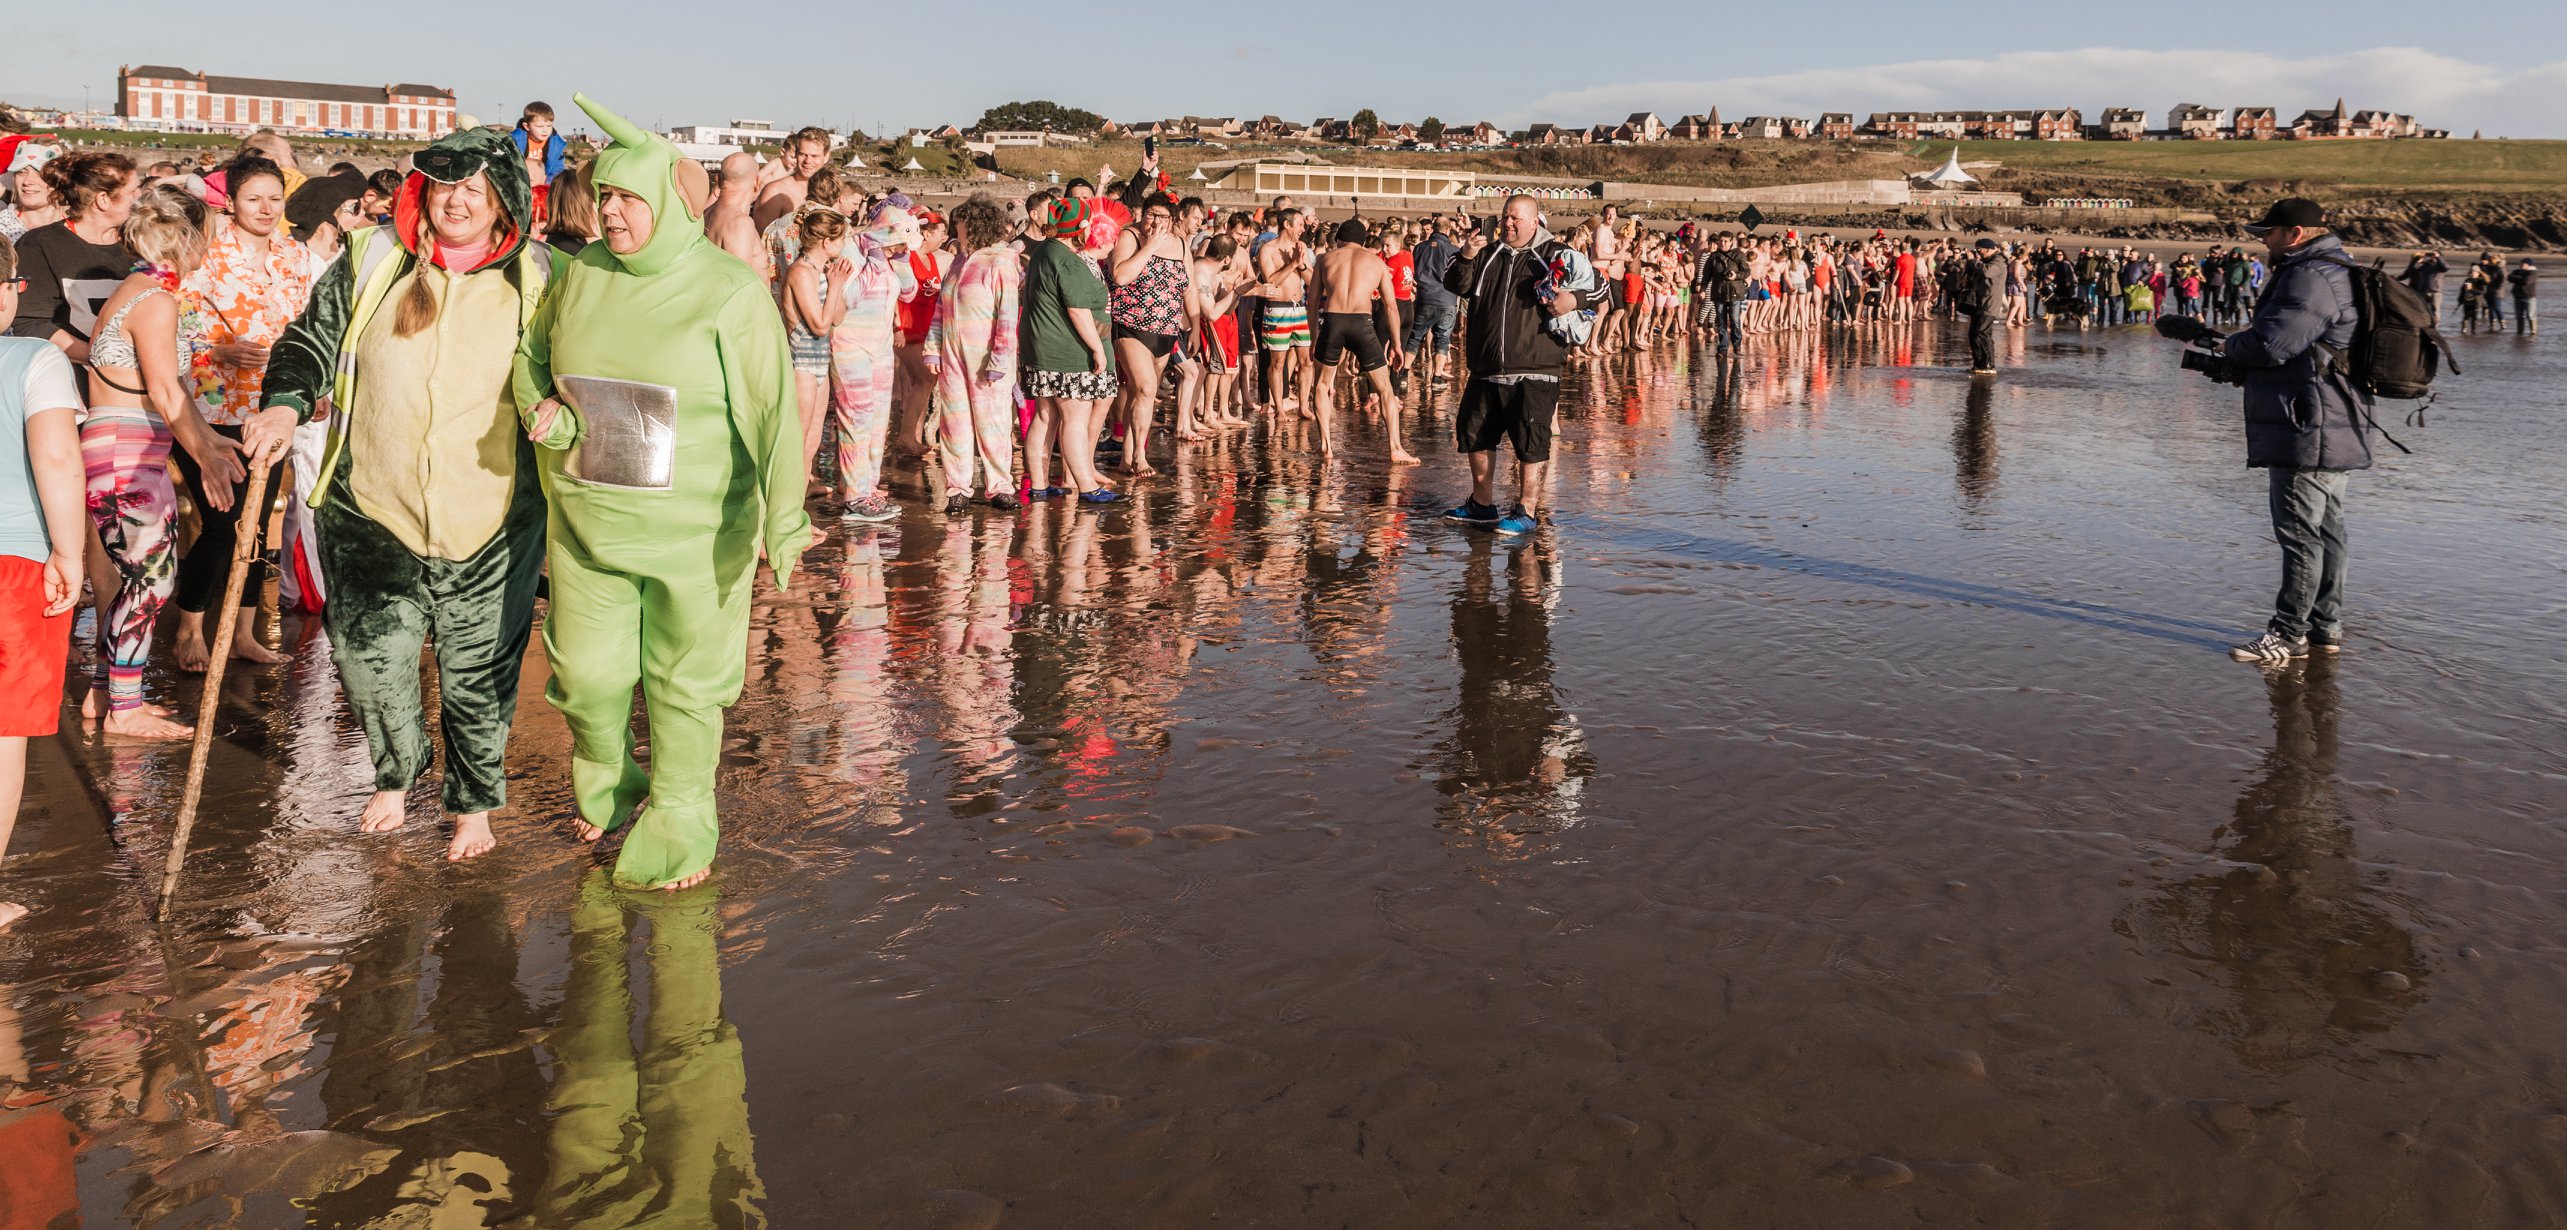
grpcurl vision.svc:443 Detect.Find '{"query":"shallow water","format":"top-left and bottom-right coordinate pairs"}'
top-left (5, 318), bottom-right (2564, 1228)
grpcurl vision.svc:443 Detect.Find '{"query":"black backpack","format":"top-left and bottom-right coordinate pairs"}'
top-left (2319, 255), bottom-right (2457, 400)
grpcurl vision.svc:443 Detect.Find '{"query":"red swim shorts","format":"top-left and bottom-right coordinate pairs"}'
top-left (0, 556), bottom-right (72, 737)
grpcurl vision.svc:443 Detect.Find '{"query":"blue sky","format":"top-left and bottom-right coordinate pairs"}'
top-left (4, 1), bottom-right (2561, 138)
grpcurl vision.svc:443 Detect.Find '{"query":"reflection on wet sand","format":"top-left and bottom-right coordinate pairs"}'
top-left (1956, 380), bottom-right (1999, 509)
top-left (2134, 660), bottom-right (2427, 1069)
top-left (530, 877), bottom-right (761, 1230)
top-left (4, 320), bottom-right (2566, 1226)
top-left (1431, 541), bottom-right (1593, 852)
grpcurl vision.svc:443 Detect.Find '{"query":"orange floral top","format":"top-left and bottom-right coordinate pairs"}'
top-left (183, 216), bottom-right (314, 426)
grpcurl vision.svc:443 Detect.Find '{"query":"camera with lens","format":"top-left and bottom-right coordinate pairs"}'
top-left (2155, 315), bottom-right (2240, 385)
top-left (2177, 348), bottom-right (2239, 384)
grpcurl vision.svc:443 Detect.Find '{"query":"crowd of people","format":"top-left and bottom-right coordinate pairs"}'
top-left (0, 103), bottom-right (2549, 926)
top-left (2395, 249), bottom-right (2541, 335)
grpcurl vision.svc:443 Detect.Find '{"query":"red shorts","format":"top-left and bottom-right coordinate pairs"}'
top-left (1622, 272), bottom-right (1647, 305)
top-left (0, 556), bottom-right (72, 737)
top-left (1205, 314), bottom-right (1241, 370)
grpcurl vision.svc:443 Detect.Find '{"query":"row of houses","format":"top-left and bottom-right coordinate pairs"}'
top-left (1530, 101), bottom-right (2441, 145)
top-left (968, 100), bottom-right (2444, 150)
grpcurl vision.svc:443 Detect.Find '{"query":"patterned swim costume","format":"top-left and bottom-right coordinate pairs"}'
top-left (1260, 303), bottom-right (1311, 350)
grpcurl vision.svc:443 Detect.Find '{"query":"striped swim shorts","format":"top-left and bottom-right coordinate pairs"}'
top-left (1260, 303), bottom-right (1312, 350)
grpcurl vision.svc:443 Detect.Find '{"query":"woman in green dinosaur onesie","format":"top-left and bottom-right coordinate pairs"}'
top-left (243, 128), bottom-right (562, 862)
top-left (515, 95), bottom-right (815, 891)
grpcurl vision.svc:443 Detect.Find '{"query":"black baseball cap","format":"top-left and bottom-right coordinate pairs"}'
top-left (1974, 238), bottom-right (1999, 251)
top-left (2244, 198), bottom-right (2325, 236)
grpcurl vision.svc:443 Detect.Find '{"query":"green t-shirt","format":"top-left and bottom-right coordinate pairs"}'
top-left (1019, 239), bottom-right (1112, 376)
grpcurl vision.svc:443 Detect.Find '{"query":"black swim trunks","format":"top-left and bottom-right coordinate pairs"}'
top-left (1313, 311), bottom-right (1387, 372)
top-left (1456, 377), bottom-right (1558, 463)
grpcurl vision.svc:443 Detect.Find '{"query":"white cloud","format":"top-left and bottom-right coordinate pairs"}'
top-left (1516, 47), bottom-right (2567, 138)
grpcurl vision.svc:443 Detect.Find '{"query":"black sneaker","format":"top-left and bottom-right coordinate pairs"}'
top-left (1443, 499), bottom-right (1501, 526)
top-left (2309, 632), bottom-right (2342, 655)
top-left (987, 491), bottom-right (1018, 511)
top-left (943, 494), bottom-right (971, 515)
top-left (2229, 631), bottom-right (2309, 664)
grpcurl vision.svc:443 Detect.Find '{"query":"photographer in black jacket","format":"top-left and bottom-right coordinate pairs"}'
top-left (1438, 195), bottom-right (1590, 537)
top-left (1963, 238), bottom-right (2009, 375)
top-left (2218, 198), bottom-right (2374, 664)
top-left (1693, 231), bottom-right (1748, 353)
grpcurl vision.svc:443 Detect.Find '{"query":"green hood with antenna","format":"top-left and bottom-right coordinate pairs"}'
top-left (575, 92), bottom-right (706, 277)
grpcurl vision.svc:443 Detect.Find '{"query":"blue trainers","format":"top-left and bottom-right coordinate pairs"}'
top-left (1444, 499), bottom-right (1501, 526)
top-left (1493, 505), bottom-right (1540, 536)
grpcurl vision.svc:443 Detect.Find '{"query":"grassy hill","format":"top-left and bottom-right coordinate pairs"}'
top-left (992, 137), bottom-right (2567, 205)
top-left (1916, 138), bottom-right (2567, 194)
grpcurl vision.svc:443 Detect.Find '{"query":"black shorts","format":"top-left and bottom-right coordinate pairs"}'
top-left (1456, 377), bottom-right (1558, 463)
top-left (1313, 312), bottom-right (1387, 372)
top-left (1115, 324), bottom-right (1180, 360)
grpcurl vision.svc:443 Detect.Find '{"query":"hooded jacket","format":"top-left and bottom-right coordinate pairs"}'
top-left (262, 125), bottom-right (561, 550)
top-left (1441, 227), bottom-right (1586, 379)
top-left (512, 128), bottom-right (567, 182)
top-left (2221, 232), bottom-right (2373, 472)
top-left (512, 93), bottom-right (809, 587)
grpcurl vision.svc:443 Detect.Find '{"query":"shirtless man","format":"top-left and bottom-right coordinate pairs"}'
top-left (750, 126), bottom-right (833, 232)
top-left (1591, 203), bottom-right (1626, 352)
top-left (1190, 234), bottom-right (1246, 430)
top-left (1252, 210), bottom-right (1315, 416)
top-left (1308, 218), bottom-right (1414, 464)
top-left (705, 151), bottom-right (768, 277)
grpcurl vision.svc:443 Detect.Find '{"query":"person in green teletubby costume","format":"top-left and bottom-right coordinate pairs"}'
top-left (514, 94), bottom-right (816, 891)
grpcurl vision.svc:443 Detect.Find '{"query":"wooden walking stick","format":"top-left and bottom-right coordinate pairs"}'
top-left (160, 458), bottom-right (277, 911)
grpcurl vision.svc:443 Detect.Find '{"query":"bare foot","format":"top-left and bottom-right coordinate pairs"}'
top-left (83, 685), bottom-right (175, 722)
top-left (1391, 449), bottom-right (1422, 466)
top-left (0, 901), bottom-right (27, 930)
top-left (661, 865), bottom-right (713, 892)
top-left (101, 708), bottom-right (194, 740)
top-left (446, 812), bottom-right (497, 861)
top-left (230, 636), bottom-right (288, 666)
top-left (358, 789), bottom-right (408, 834)
top-left (175, 628), bottom-right (212, 673)
top-left (571, 816), bottom-right (605, 842)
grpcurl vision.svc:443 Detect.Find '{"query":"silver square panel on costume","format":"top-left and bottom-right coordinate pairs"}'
top-left (555, 375), bottom-right (679, 490)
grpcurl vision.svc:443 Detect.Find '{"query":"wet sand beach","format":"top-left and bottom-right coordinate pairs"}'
top-left (2, 317), bottom-right (2562, 1228)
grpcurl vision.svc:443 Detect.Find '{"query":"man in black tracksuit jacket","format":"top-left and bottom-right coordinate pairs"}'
top-left (1438, 194), bottom-right (1590, 535)
top-left (1693, 232), bottom-right (1749, 353)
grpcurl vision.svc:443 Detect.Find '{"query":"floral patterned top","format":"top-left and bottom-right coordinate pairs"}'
top-left (181, 216), bottom-right (314, 426)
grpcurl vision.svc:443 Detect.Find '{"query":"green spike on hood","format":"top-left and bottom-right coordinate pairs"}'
top-left (576, 92), bottom-right (707, 277)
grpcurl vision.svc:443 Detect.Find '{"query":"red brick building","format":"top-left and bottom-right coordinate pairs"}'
top-left (116, 64), bottom-right (456, 138)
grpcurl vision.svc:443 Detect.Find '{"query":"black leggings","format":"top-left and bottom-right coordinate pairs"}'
top-left (172, 422), bottom-right (276, 613)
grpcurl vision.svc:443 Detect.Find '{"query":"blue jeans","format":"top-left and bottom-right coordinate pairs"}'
top-left (2267, 467), bottom-right (2349, 642)
top-left (1703, 297), bottom-right (1743, 350)
top-left (1405, 299), bottom-right (1457, 354)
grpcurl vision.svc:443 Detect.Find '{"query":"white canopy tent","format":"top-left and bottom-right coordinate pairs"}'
top-left (1917, 146), bottom-right (1977, 187)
